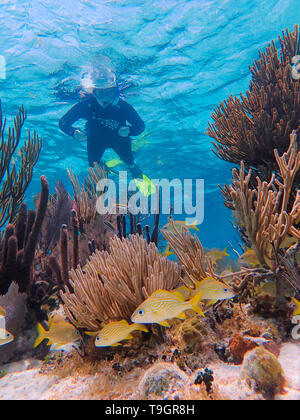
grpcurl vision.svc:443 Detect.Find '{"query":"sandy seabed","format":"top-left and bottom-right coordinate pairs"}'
top-left (0, 341), bottom-right (299, 400)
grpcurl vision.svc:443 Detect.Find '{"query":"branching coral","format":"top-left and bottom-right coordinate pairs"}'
top-left (61, 234), bottom-right (182, 330)
top-left (222, 131), bottom-right (299, 268)
top-left (0, 103), bottom-right (41, 228)
top-left (220, 131), bottom-right (300, 310)
top-left (0, 176), bottom-right (49, 296)
top-left (67, 163), bottom-right (106, 227)
top-left (67, 162), bottom-right (160, 259)
top-left (67, 163), bottom-right (116, 258)
top-left (40, 181), bottom-right (73, 252)
top-left (207, 25), bottom-right (300, 191)
top-left (161, 221), bottom-right (218, 289)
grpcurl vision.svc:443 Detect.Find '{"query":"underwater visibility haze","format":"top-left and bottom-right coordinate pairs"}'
top-left (0, 0), bottom-right (299, 402)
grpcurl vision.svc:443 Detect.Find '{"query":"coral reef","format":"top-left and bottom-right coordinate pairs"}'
top-left (39, 181), bottom-right (73, 253)
top-left (0, 103), bottom-right (41, 228)
top-left (1, 27), bottom-right (300, 402)
top-left (234, 140), bottom-right (298, 264)
top-left (61, 234), bottom-right (182, 330)
top-left (207, 25), bottom-right (300, 192)
top-left (0, 176), bottom-right (51, 364)
top-left (161, 220), bottom-right (218, 288)
top-left (0, 175), bottom-right (49, 296)
top-left (220, 131), bottom-right (299, 313)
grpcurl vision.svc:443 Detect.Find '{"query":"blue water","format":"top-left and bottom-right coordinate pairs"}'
top-left (0, 0), bottom-right (299, 251)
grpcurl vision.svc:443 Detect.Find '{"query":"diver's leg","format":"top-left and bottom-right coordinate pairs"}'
top-left (113, 138), bottom-right (143, 178)
top-left (87, 138), bottom-right (106, 167)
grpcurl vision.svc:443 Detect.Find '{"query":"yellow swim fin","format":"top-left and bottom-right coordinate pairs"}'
top-left (106, 158), bottom-right (122, 168)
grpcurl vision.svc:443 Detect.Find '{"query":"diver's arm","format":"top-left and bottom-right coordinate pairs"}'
top-left (59, 101), bottom-right (89, 138)
top-left (122, 102), bottom-right (145, 136)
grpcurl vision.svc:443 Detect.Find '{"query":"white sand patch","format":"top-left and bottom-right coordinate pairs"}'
top-left (0, 342), bottom-right (299, 400)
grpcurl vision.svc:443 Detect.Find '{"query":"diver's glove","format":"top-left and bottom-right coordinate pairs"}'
top-left (118, 126), bottom-right (130, 137)
top-left (74, 129), bottom-right (87, 142)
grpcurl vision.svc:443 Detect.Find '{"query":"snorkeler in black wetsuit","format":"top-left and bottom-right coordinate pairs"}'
top-left (58, 68), bottom-right (145, 178)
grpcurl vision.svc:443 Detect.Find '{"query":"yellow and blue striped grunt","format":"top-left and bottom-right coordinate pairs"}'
top-left (0, 329), bottom-right (14, 347)
top-left (176, 276), bottom-right (235, 304)
top-left (131, 289), bottom-right (204, 327)
top-left (88, 320), bottom-right (148, 347)
top-left (292, 297), bottom-right (300, 316)
top-left (161, 220), bottom-right (199, 234)
top-left (34, 319), bottom-right (80, 350)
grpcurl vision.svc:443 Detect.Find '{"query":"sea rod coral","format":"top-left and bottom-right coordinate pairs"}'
top-left (0, 102), bottom-right (41, 228)
top-left (220, 131), bottom-right (300, 309)
top-left (207, 25), bottom-right (300, 196)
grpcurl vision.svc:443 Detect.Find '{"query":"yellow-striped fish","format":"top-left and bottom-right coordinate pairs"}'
top-left (254, 280), bottom-right (294, 299)
top-left (48, 313), bottom-right (66, 325)
top-left (131, 289), bottom-right (204, 327)
top-left (34, 320), bottom-right (80, 350)
top-left (279, 235), bottom-right (298, 249)
top-left (0, 305), bottom-right (6, 318)
top-left (90, 320), bottom-right (148, 347)
top-left (255, 281), bottom-right (276, 298)
top-left (239, 247), bottom-right (261, 267)
top-left (0, 329), bottom-right (14, 347)
top-left (161, 220), bottom-right (199, 234)
top-left (176, 276), bottom-right (235, 304)
top-left (159, 244), bottom-right (174, 257)
top-left (205, 248), bottom-right (229, 264)
top-left (292, 298), bottom-right (300, 316)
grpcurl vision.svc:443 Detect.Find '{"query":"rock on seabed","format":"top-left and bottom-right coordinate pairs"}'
top-left (242, 347), bottom-right (284, 398)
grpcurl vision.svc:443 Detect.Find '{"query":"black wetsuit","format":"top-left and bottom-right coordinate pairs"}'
top-left (59, 96), bottom-right (145, 167)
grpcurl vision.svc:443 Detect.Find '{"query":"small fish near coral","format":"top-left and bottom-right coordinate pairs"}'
top-left (176, 276), bottom-right (235, 305)
top-left (292, 298), bottom-right (300, 316)
top-left (86, 320), bottom-right (148, 347)
top-left (205, 248), bottom-right (229, 265)
top-left (34, 319), bottom-right (80, 350)
top-left (0, 312), bottom-right (13, 347)
top-left (239, 247), bottom-right (261, 267)
top-left (0, 305), bottom-right (6, 318)
top-left (131, 289), bottom-right (204, 327)
top-left (159, 244), bottom-right (174, 257)
top-left (161, 219), bottom-right (199, 234)
top-left (0, 329), bottom-right (14, 347)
